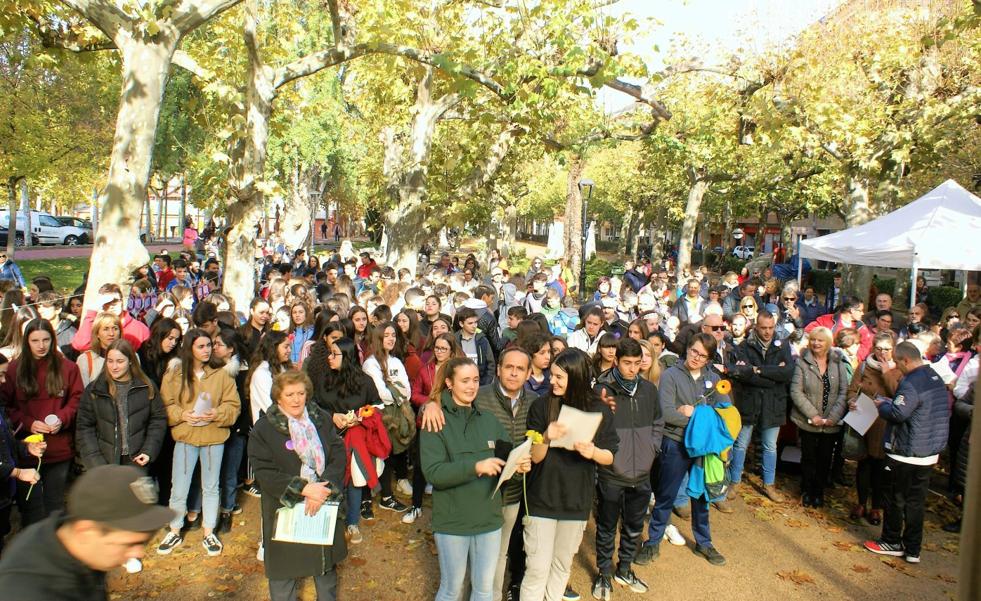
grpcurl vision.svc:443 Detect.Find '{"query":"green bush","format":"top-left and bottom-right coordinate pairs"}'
top-left (927, 286), bottom-right (962, 313)
top-left (505, 248), bottom-right (530, 276)
top-left (717, 256), bottom-right (747, 275)
top-left (584, 257), bottom-right (623, 293)
top-left (596, 240), bottom-right (620, 253)
top-left (810, 269), bottom-right (835, 293)
top-left (874, 278), bottom-right (896, 298)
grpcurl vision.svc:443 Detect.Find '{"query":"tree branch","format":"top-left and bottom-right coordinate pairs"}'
top-left (326, 0), bottom-right (344, 49)
top-left (602, 78), bottom-right (671, 121)
top-left (58, 0), bottom-right (131, 42)
top-left (29, 15), bottom-right (116, 52)
top-left (172, 0), bottom-right (244, 32)
top-left (172, 50), bottom-right (213, 80)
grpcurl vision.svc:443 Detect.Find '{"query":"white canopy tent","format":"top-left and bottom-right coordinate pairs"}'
top-left (798, 179), bottom-right (981, 309)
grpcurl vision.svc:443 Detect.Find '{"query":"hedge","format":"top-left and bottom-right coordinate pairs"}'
top-left (927, 286), bottom-right (962, 313)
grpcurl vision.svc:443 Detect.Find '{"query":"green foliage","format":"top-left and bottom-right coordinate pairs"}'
top-left (927, 286), bottom-right (963, 313)
top-left (585, 257), bottom-right (622, 292)
top-left (809, 269), bottom-right (836, 295)
top-left (874, 278), bottom-right (896, 298)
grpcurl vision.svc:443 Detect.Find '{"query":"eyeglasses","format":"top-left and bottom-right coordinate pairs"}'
top-left (687, 348), bottom-right (709, 360)
top-left (434, 346), bottom-right (451, 352)
top-left (874, 346), bottom-right (893, 352)
top-left (328, 352), bottom-right (343, 358)
top-left (704, 325), bottom-right (726, 332)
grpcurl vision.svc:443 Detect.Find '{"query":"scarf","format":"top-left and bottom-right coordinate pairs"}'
top-left (286, 408), bottom-right (326, 482)
top-left (612, 367), bottom-right (639, 398)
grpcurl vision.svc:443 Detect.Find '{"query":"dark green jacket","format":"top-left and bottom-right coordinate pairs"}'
top-left (421, 391), bottom-right (507, 536)
top-left (474, 383), bottom-right (534, 505)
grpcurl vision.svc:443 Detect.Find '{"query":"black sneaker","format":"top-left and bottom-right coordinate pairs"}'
top-left (634, 542), bottom-right (660, 566)
top-left (613, 568), bottom-right (649, 593)
top-left (506, 584), bottom-right (521, 601)
top-left (182, 513), bottom-right (202, 532)
top-left (562, 586), bottom-right (580, 601)
top-left (156, 531), bottom-right (183, 555)
top-left (243, 483), bottom-right (261, 498)
top-left (216, 511), bottom-right (232, 535)
top-left (694, 544), bottom-right (726, 566)
top-left (202, 533), bottom-right (223, 557)
top-left (591, 573), bottom-right (612, 600)
top-left (360, 499), bottom-right (375, 521)
top-left (379, 495), bottom-right (409, 513)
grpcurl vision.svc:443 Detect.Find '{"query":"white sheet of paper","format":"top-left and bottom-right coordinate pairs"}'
top-left (843, 392), bottom-right (878, 436)
top-left (548, 405), bottom-right (603, 451)
top-left (494, 438), bottom-right (532, 495)
top-left (190, 393), bottom-right (212, 427)
top-left (273, 501), bottom-right (338, 546)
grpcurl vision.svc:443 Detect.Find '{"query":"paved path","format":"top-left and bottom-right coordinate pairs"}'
top-left (12, 239), bottom-right (181, 260)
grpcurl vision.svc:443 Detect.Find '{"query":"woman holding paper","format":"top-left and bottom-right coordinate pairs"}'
top-left (249, 370), bottom-right (347, 601)
top-left (158, 328), bottom-right (241, 557)
top-left (421, 357), bottom-right (529, 601)
top-left (521, 349), bottom-right (617, 601)
top-left (845, 331), bottom-right (901, 525)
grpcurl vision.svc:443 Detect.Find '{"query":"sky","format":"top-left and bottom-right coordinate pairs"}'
top-left (597, 0), bottom-right (843, 111)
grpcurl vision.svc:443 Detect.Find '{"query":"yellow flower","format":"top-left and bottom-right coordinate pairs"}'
top-left (24, 434), bottom-right (45, 443)
top-left (358, 405), bottom-right (375, 419)
top-left (716, 380), bottom-right (732, 395)
top-left (526, 430), bottom-right (544, 445)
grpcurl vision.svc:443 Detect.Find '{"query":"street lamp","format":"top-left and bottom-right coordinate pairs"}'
top-left (578, 178), bottom-right (594, 300)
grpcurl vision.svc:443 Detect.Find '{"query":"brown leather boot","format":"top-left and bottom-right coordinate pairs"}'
top-left (762, 485), bottom-right (785, 503)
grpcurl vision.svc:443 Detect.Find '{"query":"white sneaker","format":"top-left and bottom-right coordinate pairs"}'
top-left (662, 523), bottom-right (685, 546)
top-left (123, 558), bottom-right (143, 573)
top-left (425, 484), bottom-right (433, 495)
top-left (649, 493), bottom-right (656, 508)
top-left (347, 524), bottom-right (363, 544)
top-left (256, 544), bottom-right (264, 561)
top-left (402, 506), bottom-right (422, 524)
top-left (397, 478), bottom-right (413, 496)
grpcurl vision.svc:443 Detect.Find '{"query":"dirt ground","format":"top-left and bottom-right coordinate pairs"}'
top-left (107, 467), bottom-right (962, 601)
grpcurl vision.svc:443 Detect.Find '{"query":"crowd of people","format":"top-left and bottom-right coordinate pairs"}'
top-left (0, 241), bottom-right (976, 601)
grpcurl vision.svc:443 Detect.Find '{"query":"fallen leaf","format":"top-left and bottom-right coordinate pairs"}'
top-left (755, 508), bottom-right (774, 521)
top-left (825, 525), bottom-right (844, 533)
top-left (785, 518), bottom-right (809, 528)
top-left (777, 569), bottom-right (815, 585)
top-left (833, 541), bottom-right (856, 552)
top-left (936, 574), bottom-right (957, 584)
top-left (852, 564), bottom-right (872, 573)
top-left (942, 541), bottom-right (959, 553)
top-left (348, 557), bottom-right (367, 567)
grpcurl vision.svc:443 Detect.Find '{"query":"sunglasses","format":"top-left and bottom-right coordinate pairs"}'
top-left (782, 297), bottom-right (796, 301)
top-left (741, 304), bottom-right (755, 309)
top-left (706, 325), bottom-right (726, 331)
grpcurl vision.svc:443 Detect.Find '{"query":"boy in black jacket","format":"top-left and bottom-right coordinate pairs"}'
top-left (592, 338), bottom-right (664, 599)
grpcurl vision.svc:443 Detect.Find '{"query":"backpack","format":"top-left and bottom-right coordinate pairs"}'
top-left (380, 382), bottom-right (416, 454)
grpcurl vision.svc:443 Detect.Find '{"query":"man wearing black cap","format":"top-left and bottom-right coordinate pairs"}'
top-left (0, 464), bottom-right (175, 600)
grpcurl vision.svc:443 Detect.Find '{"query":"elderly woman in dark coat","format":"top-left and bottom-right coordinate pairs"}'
top-left (248, 370), bottom-right (347, 601)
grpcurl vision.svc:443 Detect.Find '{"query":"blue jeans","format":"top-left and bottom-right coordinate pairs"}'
top-left (674, 473), bottom-right (689, 508)
top-left (169, 442), bottom-right (224, 531)
top-left (728, 424), bottom-right (779, 486)
top-left (647, 438), bottom-right (711, 548)
top-left (434, 529), bottom-right (502, 601)
top-left (220, 432), bottom-right (247, 511)
top-left (345, 484), bottom-right (362, 526)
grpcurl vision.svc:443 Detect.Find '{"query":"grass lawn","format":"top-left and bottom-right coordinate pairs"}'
top-left (18, 257), bottom-right (90, 294)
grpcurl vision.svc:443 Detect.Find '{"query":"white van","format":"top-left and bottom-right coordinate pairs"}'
top-left (0, 210), bottom-right (91, 245)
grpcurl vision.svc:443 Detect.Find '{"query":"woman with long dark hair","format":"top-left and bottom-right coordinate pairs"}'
top-left (288, 301), bottom-right (314, 364)
top-left (248, 331), bottom-right (292, 424)
top-left (521, 349), bottom-right (617, 601)
top-left (297, 309), bottom-right (339, 366)
top-left (362, 321), bottom-right (412, 515)
top-left (519, 331), bottom-right (553, 397)
top-left (418, 315), bottom-right (453, 365)
top-left (138, 317), bottom-right (182, 504)
top-left (313, 337), bottom-right (383, 543)
top-left (349, 305), bottom-right (371, 362)
top-left (157, 328), bottom-right (241, 557)
top-left (0, 319), bottom-right (84, 521)
top-left (210, 326), bottom-right (251, 531)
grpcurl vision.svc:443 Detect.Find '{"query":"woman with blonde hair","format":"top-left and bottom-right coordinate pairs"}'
top-left (637, 339), bottom-right (662, 384)
top-left (76, 312), bottom-right (122, 385)
top-left (790, 326), bottom-right (849, 507)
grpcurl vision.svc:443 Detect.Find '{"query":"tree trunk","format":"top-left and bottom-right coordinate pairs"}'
top-left (842, 176), bottom-right (875, 303)
top-left (83, 36), bottom-right (178, 310)
top-left (381, 69), bottom-right (459, 275)
top-left (723, 200), bottom-right (736, 258)
top-left (563, 156), bottom-right (586, 297)
top-left (617, 206), bottom-right (634, 257)
top-left (143, 194), bottom-right (153, 241)
top-left (6, 178), bottom-right (18, 258)
top-left (222, 1), bottom-right (276, 311)
top-left (155, 182), bottom-right (165, 238)
top-left (501, 204), bottom-right (517, 259)
top-left (650, 204), bottom-right (667, 258)
top-left (677, 174), bottom-right (708, 281)
top-left (19, 179), bottom-right (31, 248)
top-left (280, 161), bottom-right (314, 251)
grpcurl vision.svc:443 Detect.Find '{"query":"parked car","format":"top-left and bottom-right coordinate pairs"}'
top-left (732, 245), bottom-right (755, 260)
top-left (53, 216), bottom-right (93, 230)
top-left (0, 211), bottom-right (91, 245)
top-left (0, 227), bottom-right (40, 247)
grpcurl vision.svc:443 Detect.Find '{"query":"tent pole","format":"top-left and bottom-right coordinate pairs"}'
top-left (797, 253), bottom-right (803, 288)
top-left (909, 257), bottom-right (918, 311)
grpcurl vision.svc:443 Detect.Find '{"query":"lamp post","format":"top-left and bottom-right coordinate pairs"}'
top-left (578, 178), bottom-right (594, 300)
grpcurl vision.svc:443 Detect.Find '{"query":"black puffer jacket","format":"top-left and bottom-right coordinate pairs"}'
top-left (75, 374), bottom-right (167, 468)
top-left (954, 382), bottom-right (974, 491)
top-left (727, 334), bottom-right (795, 429)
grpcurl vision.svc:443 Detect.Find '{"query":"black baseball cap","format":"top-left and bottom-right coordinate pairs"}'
top-left (67, 465), bottom-right (176, 532)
